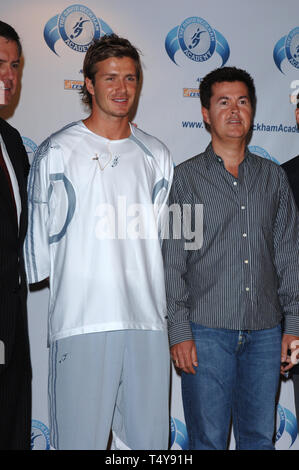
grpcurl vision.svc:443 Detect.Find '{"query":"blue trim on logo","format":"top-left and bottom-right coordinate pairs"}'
top-left (165, 26), bottom-right (180, 64)
top-left (44, 15), bottom-right (60, 56)
top-left (273, 36), bottom-right (287, 74)
top-left (99, 18), bottom-right (113, 35)
top-left (215, 30), bottom-right (230, 66)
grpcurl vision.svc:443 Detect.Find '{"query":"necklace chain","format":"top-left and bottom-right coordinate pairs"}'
top-left (92, 142), bottom-right (112, 171)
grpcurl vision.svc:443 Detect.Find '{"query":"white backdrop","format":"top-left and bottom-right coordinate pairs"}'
top-left (1, 0), bottom-right (298, 450)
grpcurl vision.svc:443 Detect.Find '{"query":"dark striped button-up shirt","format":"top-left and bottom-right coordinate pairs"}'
top-left (163, 143), bottom-right (299, 347)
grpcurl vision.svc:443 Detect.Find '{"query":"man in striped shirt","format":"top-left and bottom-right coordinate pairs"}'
top-left (281, 94), bottom-right (299, 433)
top-left (163, 67), bottom-right (299, 450)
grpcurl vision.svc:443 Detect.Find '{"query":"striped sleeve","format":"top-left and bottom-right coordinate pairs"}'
top-left (162, 175), bottom-right (193, 347)
top-left (273, 169), bottom-right (299, 336)
top-left (24, 138), bottom-right (51, 284)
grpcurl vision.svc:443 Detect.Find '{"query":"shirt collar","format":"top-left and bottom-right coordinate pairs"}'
top-left (204, 142), bottom-right (252, 170)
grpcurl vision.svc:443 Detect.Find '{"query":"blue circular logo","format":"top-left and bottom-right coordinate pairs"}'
top-left (178, 17), bottom-right (216, 63)
top-left (274, 26), bottom-right (299, 73)
top-left (285, 27), bottom-right (299, 69)
top-left (170, 417), bottom-right (189, 450)
top-left (31, 420), bottom-right (51, 450)
top-left (58, 4), bottom-right (101, 52)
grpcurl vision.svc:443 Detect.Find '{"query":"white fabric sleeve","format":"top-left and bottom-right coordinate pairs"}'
top-left (24, 138), bottom-right (51, 284)
top-left (153, 146), bottom-right (174, 242)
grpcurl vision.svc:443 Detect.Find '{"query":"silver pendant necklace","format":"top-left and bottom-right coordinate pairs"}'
top-left (92, 142), bottom-right (112, 171)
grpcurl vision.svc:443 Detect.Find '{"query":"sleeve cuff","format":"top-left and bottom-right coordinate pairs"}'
top-left (284, 315), bottom-right (299, 337)
top-left (168, 321), bottom-right (193, 348)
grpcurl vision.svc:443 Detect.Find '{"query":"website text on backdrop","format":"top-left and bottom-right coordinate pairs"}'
top-left (162, 66), bottom-right (299, 450)
top-left (281, 92), bottom-right (299, 430)
top-left (25, 34), bottom-right (173, 450)
top-left (0, 21), bottom-right (31, 450)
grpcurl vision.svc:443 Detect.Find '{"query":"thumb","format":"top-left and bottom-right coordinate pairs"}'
top-left (191, 345), bottom-right (198, 366)
top-left (281, 337), bottom-right (288, 362)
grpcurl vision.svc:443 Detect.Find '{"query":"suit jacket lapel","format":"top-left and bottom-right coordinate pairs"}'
top-left (0, 167), bottom-right (17, 225)
top-left (0, 120), bottom-right (28, 231)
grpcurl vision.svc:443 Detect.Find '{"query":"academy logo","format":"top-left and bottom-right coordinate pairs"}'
top-left (165, 17), bottom-right (229, 66)
top-left (22, 136), bottom-right (38, 165)
top-left (31, 420), bottom-right (51, 450)
top-left (273, 27), bottom-right (299, 73)
top-left (44, 4), bottom-right (113, 56)
top-left (170, 417), bottom-right (189, 450)
top-left (248, 145), bottom-right (280, 165)
top-left (276, 404), bottom-right (298, 448)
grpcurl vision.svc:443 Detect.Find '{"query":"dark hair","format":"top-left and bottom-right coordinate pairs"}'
top-left (0, 21), bottom-right (22, 56)
top-left (81, 34), bottom-right (142, 108)
top-left (297, 92), bottom-right (299, 109)
top-left (200, 66), bottom-right (257, 115)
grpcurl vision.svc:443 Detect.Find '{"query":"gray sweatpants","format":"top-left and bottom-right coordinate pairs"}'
top-left (48, 330), bottom-right (170, 450)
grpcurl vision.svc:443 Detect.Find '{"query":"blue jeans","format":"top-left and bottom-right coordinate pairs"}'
top-left (182, 323), bottom-right (282, 450)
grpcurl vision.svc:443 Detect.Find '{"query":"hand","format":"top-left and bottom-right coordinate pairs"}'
top-left (280, 334), bottom-right (299, 375)
top-left (171, 340), bottom-right (198, 375)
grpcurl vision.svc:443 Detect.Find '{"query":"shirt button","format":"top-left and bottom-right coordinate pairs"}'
top-left (242, 233), bottom-right (247, 238)
top-left (241, 205), bottom-right (246, 210)
top-left (245, 287), bottom-right (250, 292)
top-left (233, 181), bottom-right (237, 186)
top-left (244, 259), bottom-right (249, 264)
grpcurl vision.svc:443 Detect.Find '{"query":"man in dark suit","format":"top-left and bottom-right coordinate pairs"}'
top-left (0, 21), bottom-right (31, 450)
top-left (282, 93), bottom-right (299, 430)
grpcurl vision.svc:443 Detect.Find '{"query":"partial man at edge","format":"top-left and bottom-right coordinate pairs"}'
top-left (0, 21), bottom-right (31, 450)
top-left (281, 92), bottom-right (299, 430)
